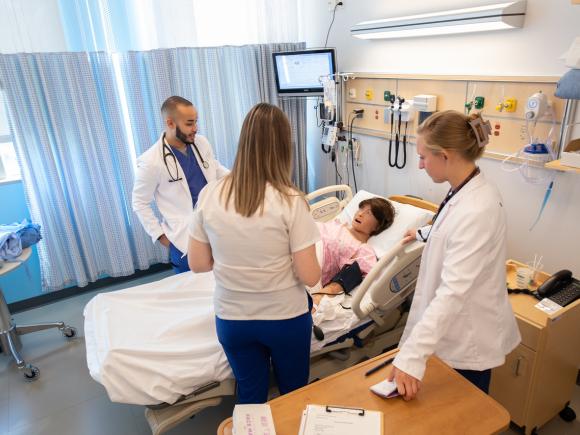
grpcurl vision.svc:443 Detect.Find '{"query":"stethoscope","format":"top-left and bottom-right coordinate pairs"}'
top-left (388, 96), bottom-right (407, 169)
top-left (162, 133), bottom-right (209, 183)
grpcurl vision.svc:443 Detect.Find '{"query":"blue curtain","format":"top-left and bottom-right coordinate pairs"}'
top-left (0, 52), bottom-right (167, 291)
top-left (118, 42), bottom-right (307, 185)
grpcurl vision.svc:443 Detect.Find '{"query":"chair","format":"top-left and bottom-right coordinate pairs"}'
top-left (0, 247), bottom-right (76, 381)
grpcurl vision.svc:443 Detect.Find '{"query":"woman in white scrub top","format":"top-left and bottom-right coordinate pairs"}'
top-left (388, 110), bottom-right (521, 400)
top-left (188, 103), bottom-right (321, 404)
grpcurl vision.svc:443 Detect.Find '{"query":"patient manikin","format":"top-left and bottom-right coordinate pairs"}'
top-left (310, 197), bottom-right (395, 312)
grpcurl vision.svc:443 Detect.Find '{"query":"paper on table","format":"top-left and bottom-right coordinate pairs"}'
top-left (299, 404), bottom-right (382, 435)
top-left (370, 379), bottom-right (400, 399)
top-left (233, 404), bottom-right (276, 435)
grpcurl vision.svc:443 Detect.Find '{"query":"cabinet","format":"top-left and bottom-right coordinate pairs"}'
top-left (489, 260), bottom-right (580, 434)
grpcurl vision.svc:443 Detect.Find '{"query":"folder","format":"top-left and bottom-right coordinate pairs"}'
top-left (298, 404), bottom-right (383, 435)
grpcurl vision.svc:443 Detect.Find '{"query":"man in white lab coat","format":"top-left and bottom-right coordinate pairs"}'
top-left (132, 96), bottom-right (229, 273)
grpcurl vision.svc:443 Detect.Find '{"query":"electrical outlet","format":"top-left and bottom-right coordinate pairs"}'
top-left (348, 88), bottom-right (356, 99)
top-left (327, 0), bottom-right (342, 11)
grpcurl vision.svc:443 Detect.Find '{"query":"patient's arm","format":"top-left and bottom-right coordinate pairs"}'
top-left (188, 237), bottom-right (214, 272)
top-left (311, 282), bottom-right (344, 309)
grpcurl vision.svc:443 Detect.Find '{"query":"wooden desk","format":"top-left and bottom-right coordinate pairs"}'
top-left (217, 351), bottom-right (510, 435)
top-left (489, 260), bottom-right (580, 434)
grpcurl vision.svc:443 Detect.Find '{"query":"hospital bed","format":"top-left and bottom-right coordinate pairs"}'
top-left (83, 185), bottom-right (436, 435)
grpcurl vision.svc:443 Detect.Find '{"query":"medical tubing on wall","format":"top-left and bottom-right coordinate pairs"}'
top-left (529, 179), bottom-right (554, 231)
top-left (500, 106), bottom-right (557, 184)
top-left (349, 115), bottom-right (358, 192)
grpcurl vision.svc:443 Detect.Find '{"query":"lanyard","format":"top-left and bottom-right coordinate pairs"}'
top-left (427, 166), bottom-right (481, 232)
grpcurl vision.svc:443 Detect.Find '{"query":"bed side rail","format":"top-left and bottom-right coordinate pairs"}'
top-left (352, 240), bottom-right (425, 320)
top-left (306, 184), bottom-right (353, 222)
top-left (389, 195), bottom-right (439, 213)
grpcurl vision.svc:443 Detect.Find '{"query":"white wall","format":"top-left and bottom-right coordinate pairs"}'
top-left (301, 0), bottom-right (580, 276)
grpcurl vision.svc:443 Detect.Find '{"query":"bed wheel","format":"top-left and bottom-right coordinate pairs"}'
top-left (559, 405), bottom-right (576, 422)
top-left (23, 364), bottom-right (40, 381)
top-left (62, 326), bottom-right (77, 339)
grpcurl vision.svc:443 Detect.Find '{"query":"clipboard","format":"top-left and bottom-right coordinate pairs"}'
top-left (299, 404), bottom-right (383, 435)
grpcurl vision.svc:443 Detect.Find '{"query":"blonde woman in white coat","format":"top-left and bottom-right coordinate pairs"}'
top-left (388, 110), bottom-right (521, 400)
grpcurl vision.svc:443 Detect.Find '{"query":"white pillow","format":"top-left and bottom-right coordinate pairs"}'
top-left (338, 190), bottom-right (434, 258)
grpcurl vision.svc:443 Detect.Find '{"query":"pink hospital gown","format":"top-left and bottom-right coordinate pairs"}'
top-left (317, 219), bottom-right (377, 286)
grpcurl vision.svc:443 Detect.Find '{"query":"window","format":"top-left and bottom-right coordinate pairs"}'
top-left (0, 96), bottom-right (21, 181)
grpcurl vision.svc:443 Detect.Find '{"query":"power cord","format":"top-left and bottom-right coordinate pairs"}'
top-left (348, 114), bottom-right (359, 192)
top-left (324, 2), bottom-right (343, 48)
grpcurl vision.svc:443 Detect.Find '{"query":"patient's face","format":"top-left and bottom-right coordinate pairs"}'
top-left (352, 205), bottom-right (379, 236)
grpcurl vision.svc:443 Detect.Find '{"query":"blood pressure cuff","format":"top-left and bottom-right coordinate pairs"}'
top-left (330, 261), bottom-right (363, 295)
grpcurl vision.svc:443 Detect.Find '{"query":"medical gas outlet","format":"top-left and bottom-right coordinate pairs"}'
top-left (495, 98), bottom-right (517, 113)
top-left (365, 88), bottom-right (374, 101)
top-left (465, 96), bottom-right (485, 114)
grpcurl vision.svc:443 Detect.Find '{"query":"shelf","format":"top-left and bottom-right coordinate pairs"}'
top-left (0, 247), bottom-right (32, 276)
top-left (544, 159), bottom-right (580, 173)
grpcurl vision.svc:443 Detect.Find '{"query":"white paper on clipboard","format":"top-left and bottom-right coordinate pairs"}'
top-left (298, 404), bottom-right (382, 435)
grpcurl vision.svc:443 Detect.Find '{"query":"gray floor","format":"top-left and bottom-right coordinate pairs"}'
top-left (1, 271), bottom-right (578, 435)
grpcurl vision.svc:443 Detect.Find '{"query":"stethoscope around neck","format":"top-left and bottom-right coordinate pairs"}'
top-left (162, 133), bottom-right (209, 183)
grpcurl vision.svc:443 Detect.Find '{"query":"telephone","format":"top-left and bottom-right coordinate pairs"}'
top-left (536, 269), bottom-right (580, 307)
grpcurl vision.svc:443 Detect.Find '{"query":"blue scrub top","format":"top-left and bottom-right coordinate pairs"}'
top-left (171, 145), bottom-right (207, 206)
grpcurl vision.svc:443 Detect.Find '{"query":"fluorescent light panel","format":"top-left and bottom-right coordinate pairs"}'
top-left (351, 1), bottom-right (526, 40)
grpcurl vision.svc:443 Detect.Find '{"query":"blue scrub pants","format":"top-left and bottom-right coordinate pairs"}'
top-left (169, 243), bottom-right (190, 274)
top-left (216, 310), bottom-right (313, 404)
top-left (456, 368), bottom-right (492, 393)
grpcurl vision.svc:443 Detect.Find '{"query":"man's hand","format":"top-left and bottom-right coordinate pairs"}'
top-left (157, 234), bottom-right (170, 248)
top-left (402, 228), bottom-right (417, 245)
top-left (387, 365), bottom-right (422, 401)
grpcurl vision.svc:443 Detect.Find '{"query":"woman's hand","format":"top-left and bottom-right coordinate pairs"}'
top-left (402, 228), bottom-right (417, 245)
top-left (387, 365), bottom-right (421, 401)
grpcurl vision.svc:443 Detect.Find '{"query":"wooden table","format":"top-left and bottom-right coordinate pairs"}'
top-left (217, 350), bottom-right (510, 434)
top-left (489, 261), bottom-right (580, 434)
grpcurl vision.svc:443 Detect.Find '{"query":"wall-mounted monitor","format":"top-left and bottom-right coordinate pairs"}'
top-left (272, 48), bottom-right (337, 97)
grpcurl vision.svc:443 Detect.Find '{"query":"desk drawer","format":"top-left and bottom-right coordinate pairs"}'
top-left (516, 317), bottom-right (540, 350)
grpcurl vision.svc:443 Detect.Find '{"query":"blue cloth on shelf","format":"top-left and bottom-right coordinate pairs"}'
top-left (0, 231), bottom-right (21, 261)
top-left (555, 69), bottom-right (580, 100)
top-left (0, 219), bottom-right (42, 261)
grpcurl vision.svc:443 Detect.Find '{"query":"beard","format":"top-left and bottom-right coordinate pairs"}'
top-left (175, 126), bottom-right (194, 144)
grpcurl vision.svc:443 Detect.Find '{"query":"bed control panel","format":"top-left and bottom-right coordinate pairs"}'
top-left (390, 256), bottom-right (421, 294)
top-left (311, 198), bottom-right (341, 222)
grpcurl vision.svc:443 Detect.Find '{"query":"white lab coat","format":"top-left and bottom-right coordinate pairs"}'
top-left (394, 173), bottom-right (521, 380)
top-left (132, 134), bottom-right (229, 255)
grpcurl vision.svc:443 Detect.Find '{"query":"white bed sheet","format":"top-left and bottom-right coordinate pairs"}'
top-left (84, 271), bottom-right (362, 405)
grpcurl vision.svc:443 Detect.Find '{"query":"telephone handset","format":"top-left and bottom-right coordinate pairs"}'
top-left (537, 269), bottom-right (572, 298)
top-left (536, 269), bottom-right (580, 307)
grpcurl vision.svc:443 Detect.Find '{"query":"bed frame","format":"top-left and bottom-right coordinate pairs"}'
top-left (143, 185), bottom-right (437, 435)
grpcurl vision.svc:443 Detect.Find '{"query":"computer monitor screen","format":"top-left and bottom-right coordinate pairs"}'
top-left (272, 49), bottom-right (336, 96)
